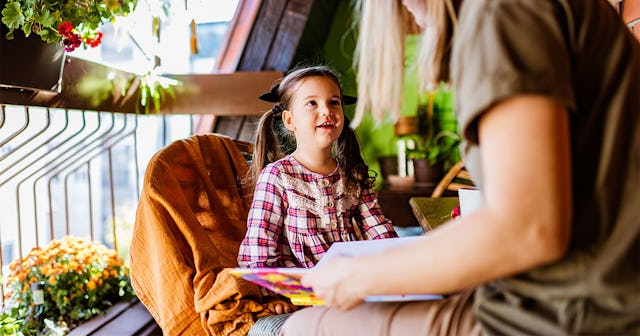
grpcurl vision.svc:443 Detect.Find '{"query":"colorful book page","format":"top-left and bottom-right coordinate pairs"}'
top-left (230, 268), bottom-right (324, 305)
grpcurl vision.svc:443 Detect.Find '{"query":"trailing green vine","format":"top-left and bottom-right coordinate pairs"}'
top-left (123, 69), bottom-right (181, 114)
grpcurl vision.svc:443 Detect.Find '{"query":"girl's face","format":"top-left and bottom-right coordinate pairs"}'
top-left (282, 76), bottom-right (344, 152)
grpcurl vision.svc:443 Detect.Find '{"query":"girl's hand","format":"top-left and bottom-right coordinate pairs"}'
top-left (301, 256), bottom-right (367, 310)
top-left (263, 296), bottom-right (298, 314)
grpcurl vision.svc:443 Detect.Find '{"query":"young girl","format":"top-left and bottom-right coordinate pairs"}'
top-left (237, 65), bottom-right (398, 314)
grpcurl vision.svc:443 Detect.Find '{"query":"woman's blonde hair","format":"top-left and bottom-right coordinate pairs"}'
top-left (353, 0), bottom-right (459, 126)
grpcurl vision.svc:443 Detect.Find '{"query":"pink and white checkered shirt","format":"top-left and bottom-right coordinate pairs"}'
top-left (238, 155), bottom-right (397, 269)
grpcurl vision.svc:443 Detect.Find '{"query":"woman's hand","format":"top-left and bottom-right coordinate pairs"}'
top-left (301, 256), bottom-right (367, 310)
top-left (263, 296), bottom-right (298, 314)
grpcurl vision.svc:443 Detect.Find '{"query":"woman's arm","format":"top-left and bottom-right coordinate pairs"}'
top-left (302, 95), bottom-right (573, 309)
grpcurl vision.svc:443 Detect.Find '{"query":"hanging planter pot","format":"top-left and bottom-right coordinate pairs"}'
top-left (0, 25), bottom-right (66, 93)
top-left (1, 0), bottom-right (137, 94)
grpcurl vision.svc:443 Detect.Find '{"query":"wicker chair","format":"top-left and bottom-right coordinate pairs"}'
top-left (430, 161), bottom-right (475, 198)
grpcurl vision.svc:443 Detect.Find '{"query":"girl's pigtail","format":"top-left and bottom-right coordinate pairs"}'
top-left (335, 117), bottom-right (375, 192)
top-left (250, 105), bottom-right (285, 188)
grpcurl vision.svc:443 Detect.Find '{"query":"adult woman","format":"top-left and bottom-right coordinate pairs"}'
top-left (281, 0), bottom-right (639, 335)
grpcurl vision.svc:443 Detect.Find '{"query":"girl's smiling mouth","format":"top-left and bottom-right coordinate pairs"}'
top-left (317, 121), bottom-right (336, 129)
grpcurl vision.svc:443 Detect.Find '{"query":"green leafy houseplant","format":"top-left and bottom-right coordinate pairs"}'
top-left (1, 0), bottom-right (137, 51)
top-left (410, 87), bottom-right (461, 172)
top-left (1, 236), bottom-right (136, 335)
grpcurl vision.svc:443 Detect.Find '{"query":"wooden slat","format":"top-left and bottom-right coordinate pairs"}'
top-left (237, 115), bottom-right (262, 142)
top-left (238, 0), bottom-right (289, 70)
top-left (0, 56), bottom-right (281, 117)
top-left (449, 182), bottom-right (473, 192)
top-left (162, 71), bottom-right (282, 116)
top-left (457, 170), bottom-right (472, 180)
top-left (215, 0), bottom-right (263, 72)
top-left (233, 139), bottom-right (254, 156)
top-left (214, 115), bottom-right (247, 138)
top-left (265, 0), bottom-right (315, 70)
top-left (137, 323), bottom-right (163, 336)
top-left (91, 300), bottom-right (158, 336)
top-left (67, 300), bottom-right (138, 336)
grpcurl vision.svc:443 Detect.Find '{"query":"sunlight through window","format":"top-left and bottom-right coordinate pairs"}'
top-left (71, 0), bottom-right (240, 75)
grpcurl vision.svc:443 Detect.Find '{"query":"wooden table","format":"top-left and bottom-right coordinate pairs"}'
top-left (409, 197), bottom-right (459, 233)
top-left (377, 184), bottom-right (437, 227)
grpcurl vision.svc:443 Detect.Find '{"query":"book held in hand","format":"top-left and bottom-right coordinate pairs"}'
top-left (229, 268), bottom-right (323, 305)
top-left (231, 236), bottom-right (443, 306)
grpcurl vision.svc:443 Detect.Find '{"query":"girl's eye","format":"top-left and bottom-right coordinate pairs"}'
top-left (330, 100), bottom-right (341, 106)
top-left (306, 100), bottom-right (317, 107)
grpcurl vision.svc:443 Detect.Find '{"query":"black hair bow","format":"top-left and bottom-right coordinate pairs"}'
top-left (342, 95), bottom-right (357, 105)
top-left (259, 84), bottom-right (280, 103)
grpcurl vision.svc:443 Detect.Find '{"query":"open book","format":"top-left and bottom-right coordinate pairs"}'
top-left (231, 236), bottom-right (443, 306)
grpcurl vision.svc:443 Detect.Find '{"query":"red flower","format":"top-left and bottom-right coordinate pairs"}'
top-left (85, 31), bottom-right (104, 48)
top-left (63, 33), bottom-right (82, 52)
top-left (58, 22), bottom-right (74, 37)
top-left (451, 205), bottom-right (461, 219)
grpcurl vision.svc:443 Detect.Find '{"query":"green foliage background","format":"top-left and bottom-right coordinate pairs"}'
top-left (318, 2), bottom-right (459, 188)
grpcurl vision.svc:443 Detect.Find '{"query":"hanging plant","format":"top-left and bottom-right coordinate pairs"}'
top-left (1, 0), bottom-right (137, 51)
top-left (123, 69), bottom-right (181, 114)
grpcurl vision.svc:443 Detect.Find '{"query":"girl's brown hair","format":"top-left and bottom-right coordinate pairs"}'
top-left (250, 65), bottom-right (374, 192)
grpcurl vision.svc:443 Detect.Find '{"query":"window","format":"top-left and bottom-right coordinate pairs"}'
top-left (71, 0), bottom-right (241, 75)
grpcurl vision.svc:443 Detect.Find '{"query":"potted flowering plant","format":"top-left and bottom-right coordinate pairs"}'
top-left (1, 236), bottom-right (136, 335)
top-left (1, 0), bottom-right (137, 51)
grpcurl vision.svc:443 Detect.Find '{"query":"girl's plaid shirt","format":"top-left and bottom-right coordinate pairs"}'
top-left (238, 155), bottom-right (397, 269)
